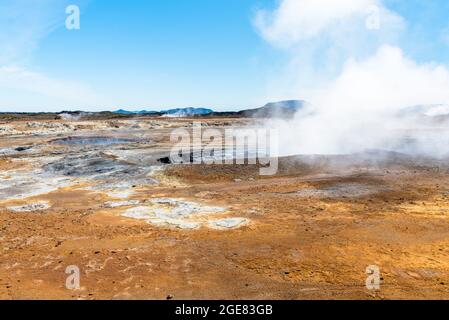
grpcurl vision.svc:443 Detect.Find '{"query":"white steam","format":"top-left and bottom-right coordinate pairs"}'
top-left (257, 0), bottom-right (449, 157)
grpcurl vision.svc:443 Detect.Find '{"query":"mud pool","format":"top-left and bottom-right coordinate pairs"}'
top-left (52, 136), bottom-right (142, 146)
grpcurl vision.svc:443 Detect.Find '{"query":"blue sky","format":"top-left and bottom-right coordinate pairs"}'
top-left (0, 0), bottom-right (449, 112)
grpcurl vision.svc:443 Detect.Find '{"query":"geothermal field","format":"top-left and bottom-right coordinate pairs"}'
top-left (1, 115), bottom-right (449, 300)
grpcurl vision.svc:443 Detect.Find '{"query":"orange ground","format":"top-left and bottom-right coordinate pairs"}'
top-left (1, 119), bottom-right (449, 300)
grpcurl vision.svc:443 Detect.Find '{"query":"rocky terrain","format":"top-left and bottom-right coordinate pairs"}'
top-left (1, 117), bottom-right (449, 299)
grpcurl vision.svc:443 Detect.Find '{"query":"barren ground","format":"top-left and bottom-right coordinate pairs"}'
top-left (1, 118), bottom-right (449, 300)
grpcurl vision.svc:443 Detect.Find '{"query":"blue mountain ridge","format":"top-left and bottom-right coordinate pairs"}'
top-left (113, 100), bottom-right (304, 117)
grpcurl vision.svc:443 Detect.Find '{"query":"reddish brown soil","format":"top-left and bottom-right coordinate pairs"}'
top-left (1, 158), bottom-right (449, 300)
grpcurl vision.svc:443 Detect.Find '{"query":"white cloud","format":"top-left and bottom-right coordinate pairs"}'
top-left (258, 1), bottom-right (449, 157)
top-left (0, 66), bottom-right (101, 111)
top-left (0, 0), bottom-right (71, 65)
top-left (313, 45), bottom-right (449, 111)
top-left (255, 0), bottom-right (404, 47)
top-left (0, 0), bottom-right (98, 111)
top-left (254, 0), bottom-right (406, 105)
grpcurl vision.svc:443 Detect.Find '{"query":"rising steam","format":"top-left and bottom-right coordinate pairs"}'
top-left (256, 0), bottom-right (449, 157)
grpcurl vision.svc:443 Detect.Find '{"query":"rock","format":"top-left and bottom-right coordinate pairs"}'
top-left (15, 146), bottom-right (32, 152)
top-left (208, 218), bottom-right (249, 230)
top-left (7, 201), bottom-right (51, 213)
top-left (103, 200), bottom-right (140, 208)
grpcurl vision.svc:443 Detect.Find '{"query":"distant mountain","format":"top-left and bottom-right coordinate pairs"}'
top-left (113, 101), bottom-right (305, 118)
top-left (114, 107), bottom-right (213, 117)
top-left (114, 109), bottom-right (136, 115)
top-left (114, 109), bottom-right (160, 115)
top-left (164, 107), bottom-right (213, 117)
top-left (238, 100), bottom-right (305, 118)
